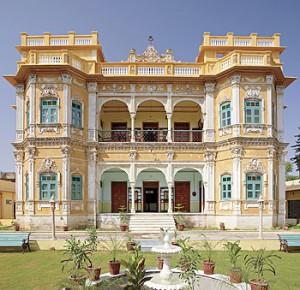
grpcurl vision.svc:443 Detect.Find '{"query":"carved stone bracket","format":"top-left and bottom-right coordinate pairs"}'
top-left (129, 149), bottom-right (137, 161)
top-left (16, 84), bottom-right (25, 94)
top-left (231, 147), bottom-right (243, 158)
top-left (167, 151), bottom-right (174, 161)
top-left (204, 151), bottom-right (216, 162)
top-left (89, 148), bottom-right (98, 162)
top-left (61, 145), bottom-right (72, 158)
top-left (61, 73), bottom-right (72, 85)
top-left (205, 82), bottom-right (216, 94)
top-left (87, 82), bottom-right (97, 93)
top-left (231, 74), bottom-right (241, 85)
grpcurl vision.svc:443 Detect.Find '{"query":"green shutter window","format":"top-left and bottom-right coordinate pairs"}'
top-left (26, 101), bottom-right (30, 128)
top-left (41, 98), bottom-right (58, 124)
top-left (220, 102), bottom-right (231, 128)
top-left (245, 100), bottom-right (261, 124)
top-left (246, 173), bottom-right (262, 200)
top-left (25, 174), bottom-right (29, 200)
top-left (40, 173), bottom-right (57, 200)
top-left (221, 175), bottom-right (231, 200)
top-left (72, 101), bottom-right (82, 128)
top-left (71, 175), bottom-right (83, 200)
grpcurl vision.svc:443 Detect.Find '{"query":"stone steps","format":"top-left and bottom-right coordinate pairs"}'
top-left (129, 213), bottom-right (176, 233)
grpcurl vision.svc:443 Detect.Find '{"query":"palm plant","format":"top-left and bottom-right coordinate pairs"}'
top-left (121, 244), bottom-right (146, 290)
top-left (223, 240), bottom-right (242, 269)
top-left (61, 236), bottom-right (93, 279)
top-left (244, 248), bottom-right (281, 287)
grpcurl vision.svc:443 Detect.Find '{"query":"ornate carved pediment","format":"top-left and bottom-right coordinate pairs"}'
top-left (245, 86), bottom-right (261, 98)
top-left (246, 159), bottom-right (264, 173)
top-left (39, 159), bottom-right (58, 173)
top-left (127, 36), bottom-right (176, 63)
top-left (40, 84), bottom-right (58, 97)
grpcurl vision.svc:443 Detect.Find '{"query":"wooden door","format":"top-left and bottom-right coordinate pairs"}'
top-left (143, 181), bottom-right (159, 212)
top-left (175, 181), bottom-right (190, 212)
top-left (111, 182), bottom-right (127, 213)
top-left (174, 123), bottom-right (190, 142)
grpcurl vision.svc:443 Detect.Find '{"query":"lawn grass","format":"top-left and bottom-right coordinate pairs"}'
top-left (0, 250), bottom-right (299, 290)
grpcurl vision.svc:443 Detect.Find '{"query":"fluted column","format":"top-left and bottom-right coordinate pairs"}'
top-left (130, 113), bottom-right (136, 142)
top-left (204, 151), bottom-right (216, 214)
top-left (28, 74), bottom-right (36, 137)
top-left (62, 74), bottom-right (72, 137)
top-left (266, 75), bottom-right (274, 137)
top-left (278, 150), bottom-right (287, 225)
top-left (15, 84), bottom-right (25, 142)
top-left (267, 147), bottom-right (275, 214)
top-left (276, 86), bottom-right (285, 142)
top-left (61, 145), bottom-right (71, 215)
top-left (231, 147), bottom-right (242, 214)
top-left (88, 148), bottom-right (97, 225)
top-left (87, 82), bottom-right (98, 142)
top-left (231, 75), bottom-right (241, 137)
top-left (130, 182), bottom-right (136, 214)
top-left (167, 113), bottom-right (172, 142)
top-left (14, 150), bottom-right (24, 215)
top-left (204, 83), bottom-right (215, 142)
top-left (27, 146), bottom-right (36, 214)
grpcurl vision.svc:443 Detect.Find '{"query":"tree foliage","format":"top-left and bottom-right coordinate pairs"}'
top-left (291, 128), bottom-right (300, 177)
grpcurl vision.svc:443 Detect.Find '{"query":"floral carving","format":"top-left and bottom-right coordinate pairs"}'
top-left (40, 84), bottom-right (58, 97)
top-left (40, 159), bottom-right (58, 173)
top-left (246, 159), bottom-right (263, 173)
top-left (245, 86), bottom-right (261, 98)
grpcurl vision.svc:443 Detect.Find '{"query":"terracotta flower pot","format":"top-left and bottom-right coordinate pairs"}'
top-left (126, 241), bottom-right (137, 251)
top-left (203, 260), bottom-right (215, 275)
top-left (109, 260), bottom-right (121, 275)
top-left (177, 224), bottom-right (185, 231)
top-left (120, 224), bottom-right (128, 232)
top-left (219, 222), bottom-right (225, 231)
top-left (229, 267), bottom-right (242, 283)
top-left (14, 225), bottom-right (20, 231)
top-left (171, 241), bottom-right (179, 246)
top-left (157, 256), bottom-right (164, 270)
top-left (88, 266), bottom-right (101, 281)
top-left (249, 279), bottom-right (269, 290)
top-left (63, 225), bottom-right (68, 232)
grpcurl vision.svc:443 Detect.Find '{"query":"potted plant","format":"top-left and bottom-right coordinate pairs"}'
top-left (61, 236), bottom-right (93, 283)
top-left (11, 221), bottom-right (20, 231)
top-left (119, 206), bottom-right (128, 232)
top-left (174, 204), bottom-right (185, 231)
top-left (244, 248), bottom-right (281, 290)
top-left (126, 234), bottom-right (137, 251)
top-left (63, 225), bottom-right (68, 232)
top-left (177, 238), bottom-right (201, 290)
top-left (100, 235), bottom-right (124, 275)
top-left (220, 222), bottom-right (226, 231)
top-left (121, 244), bottom-right (146, 289)
top-left (157, 256), bottom-right (164, 270)
top-left (85, 228), bottom-right (101, 281)
top-left (223, 240), bottom-right (242, 283)
top-left (201, 237), bottom-right (217, 275)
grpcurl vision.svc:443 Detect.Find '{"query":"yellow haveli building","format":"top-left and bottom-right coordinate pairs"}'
top-left (4, 31), bottom-right (295, 231)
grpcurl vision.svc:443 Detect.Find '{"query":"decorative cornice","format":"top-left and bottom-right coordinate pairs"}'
top-left (87, 82), bottom-right (97, 93)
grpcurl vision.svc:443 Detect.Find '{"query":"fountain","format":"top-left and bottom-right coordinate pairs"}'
top-left (144, 229), bottom-right (186, 290)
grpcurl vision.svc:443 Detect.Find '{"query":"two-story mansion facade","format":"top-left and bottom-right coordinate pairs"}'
top-left (5, 31), bottom-right (295, 230)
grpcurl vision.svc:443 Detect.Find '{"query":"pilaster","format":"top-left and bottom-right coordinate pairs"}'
top-left (87, 82), bottom-right (98, 142)
top-left (61, 145), bottom-right (72, 215)
top-left (14, 150), bottom-right (24, 215)
top-left (27, 146), bottom-right (36, 214)
top-left (28, 74), bottom-right (37, 137)
top-left (267, 146), bottom-right (276, 214)
top-left (204, 82), bottom-right (215, 142)
top-left (15, 84), bottom-right (25, 142)
top-left (62, 73), bottom-right (72, 137)
top-left (231, 75), bottom-right (241, 137)
top-left (231, 147), bottom-right (243, 214)
top-left (276, 85), bottom-right (285, 142)
top-left (204, 151), bottom-right (216, 213)
top-left (278, 150), bottom-right (287, 224)
top-left (266, 75), bottom-right (274, 137)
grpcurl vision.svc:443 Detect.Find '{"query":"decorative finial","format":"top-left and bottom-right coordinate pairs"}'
top-left (148, 35), bottom-right (154, 46)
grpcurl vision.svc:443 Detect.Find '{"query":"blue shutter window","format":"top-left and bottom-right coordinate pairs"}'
top-left (246, 173), bottom-right (262, 200)
top-left (25, 174), bottom-right (29, 200)
top-left (221, 175), bottom-right (231, 200)
top-left (245, 100), bottom-right (261, 124)
top-left (71, 175), bottom-right (83, 200)
top-left (41, 98), bottom-right (58, 124)
top-left (220, 102), bottom-right (231, 128)
top-left (72, 101), bottom-right (82, 128)
top-left (40, 173), bottom-right (57, 200)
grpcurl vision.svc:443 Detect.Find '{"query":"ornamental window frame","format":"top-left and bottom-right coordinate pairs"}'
top-left (39, 172), bottom-right (58, 201)
top-left (71, 100), bottom-right (83, 129)
top-left (244, 99), bottom-right (262, 124)
top-left (246, 172), bottom-right (262, 200)
top-left (219, 101), bottom-right (231, 128)
top-left (40, 97), bottom-right (59, 124)
top-left (71, 174), bottom-right (83, 200)
top-left (220, 174), bottom-right (232, 200)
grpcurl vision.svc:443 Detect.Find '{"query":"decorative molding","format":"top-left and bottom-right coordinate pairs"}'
top-left (204, 151), bottom-right (216, 162)
top-left (244, 85), bottom-right (261, 98)
top-left (99, 83), bottom-right (131, 93)
top-left (40, 84), bottom-right (58, 98)
top-left (244, 124), bottom-right (264, 133)
top-left (231, 74), bottom-right (241, 85)
top-left (39, 159), bottom-right (58, 173)
top-left (167, 151), bottom-right (174, 161)
top-left (13, 150), bottom-right (23, 162)
top-left (173, 84), bottom-right (203, 95)
top-left (28, 73), bottom-right (37, 84)
top-left (242, 76), bottom-right (265, 83)
top-left (73, 78), bottom-right (85, 88)
top-left (231, 147), bottom-right (243, 158)
top-left (38, 124), bottom-right (61, 133)
top-left (15, 84), bottom-right (25, 94)
top-left (246, 159), bottom-right (264, 173)
top-left (129, 150), bottom-right (137, 161)
top-left (27, 146), bottom-right (36, 159)
top-left (219, 126), bottom-right (232, 137)
top-left (89, 148), bottom-right (98, 162)
top-left (87, 82), bottom-right (97, 93)
top-left (61, 145), bottom-right (72, 157)
top-left (266, 75), bottom-right (274, 85)
top-left (61, 73), bottom-right (72, 84)
top-left (136, 83), bottom-right (167, 93)
top-left (267, 146), bottom-right (276, 159)
top-left (276, 85), bottom-right (285, 96)
top-left (205, 82), bottom-right (216, 94)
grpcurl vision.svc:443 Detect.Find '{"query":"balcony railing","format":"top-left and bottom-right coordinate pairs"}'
top-left (98, 130), bottom-right (131, 142)
top-left (97, 129), bottom-right (203, 143)
top-left (172, 130), bottom-right (203, 142)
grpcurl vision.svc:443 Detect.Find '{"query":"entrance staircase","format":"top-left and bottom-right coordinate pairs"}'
top-left (128, 213), bottom-right (176, 233)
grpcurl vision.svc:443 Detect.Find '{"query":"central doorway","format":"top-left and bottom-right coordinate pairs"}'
top-left (143, 181), bottom-right (159, 212)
